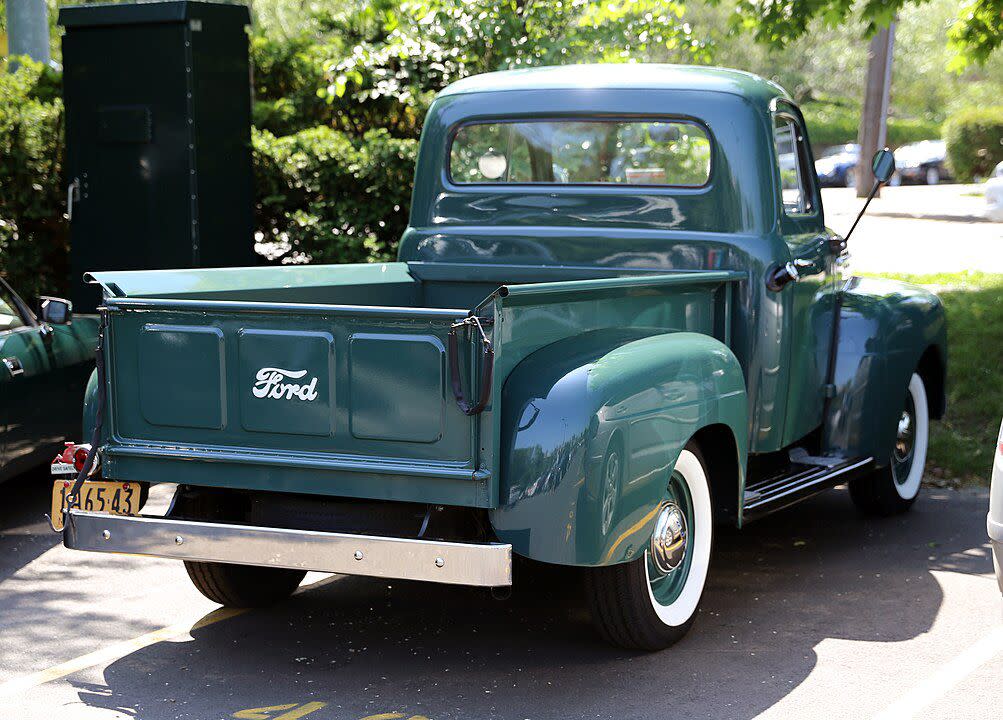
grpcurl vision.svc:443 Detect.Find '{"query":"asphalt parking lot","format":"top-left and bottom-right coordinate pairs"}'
top-left (1, 467), bottom-right (1000, 720)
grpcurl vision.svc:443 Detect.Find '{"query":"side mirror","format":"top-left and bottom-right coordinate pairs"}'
top-left (40, 296), bottom-right (72, 325)
top-left (871, 148), bottom-right (896, 183)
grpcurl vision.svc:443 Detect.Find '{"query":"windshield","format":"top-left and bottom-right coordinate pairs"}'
top-left (449, 119), bottom-right (712, 187)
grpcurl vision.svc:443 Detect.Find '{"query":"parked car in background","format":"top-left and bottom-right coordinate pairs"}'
top-left (815, 143), bottom-right (860, 187)
top-left (0, 278), bottom-right (98, 482)
top-left (990, 419), bottom-right (1003, 593)
top-left (893, 140), bottom-right (952, 185)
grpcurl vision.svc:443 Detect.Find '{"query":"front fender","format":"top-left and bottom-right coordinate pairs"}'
top-left (490, 330), bottom-right (747, 567)
top-left (824, 276), bottom-right (947, 461)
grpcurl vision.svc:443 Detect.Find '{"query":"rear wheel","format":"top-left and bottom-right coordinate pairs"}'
top-left (178, 489), bottom-right (306, 607)
top-left (185, 561), bottom-right (305, 608)
top-left (925, 166), bottom-right (941, 185)
top-left (849, 372), bottom-right (929, 516)
top-left (585, 444), bottom-right (713, 651)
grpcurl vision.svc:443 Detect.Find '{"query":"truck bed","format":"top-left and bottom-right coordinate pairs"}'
top-left (87, 262), bottom-right (743, 508)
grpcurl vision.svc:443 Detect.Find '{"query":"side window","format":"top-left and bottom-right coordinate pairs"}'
top-left (773, 115), bottom-right (815, 216)
top-left (0, 285), bottom-right (28, 332)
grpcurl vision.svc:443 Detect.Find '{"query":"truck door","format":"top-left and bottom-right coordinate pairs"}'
top-left (0, 281), bottom-right (56, 477)
top-left (771, 105), bottom-right (835, 448)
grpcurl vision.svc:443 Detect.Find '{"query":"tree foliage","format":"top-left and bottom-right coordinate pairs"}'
top-left (948, 0), bottom-right (1003, 70)
top-left (316, 0), bottom-right (710, 137)
top-left (716, 0), bottom-right (1002, 70)
top-left (0, 57), bottom-right (68, 300)
top-left (943, 105), bottom-right (1003, 180)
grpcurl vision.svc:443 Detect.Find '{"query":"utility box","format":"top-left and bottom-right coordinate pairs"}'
top-left (59, 1), bottom-right (255, 313)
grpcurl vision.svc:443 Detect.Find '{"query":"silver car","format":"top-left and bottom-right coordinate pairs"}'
top-left (990, 419), bottom-right (1003, 592)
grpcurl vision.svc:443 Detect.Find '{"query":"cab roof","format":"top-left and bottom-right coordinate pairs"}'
top-left (438, 64), bottom-right (790, 105)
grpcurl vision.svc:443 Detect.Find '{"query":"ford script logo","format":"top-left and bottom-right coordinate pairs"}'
top-left (252, 367), bottom-right (319, 402)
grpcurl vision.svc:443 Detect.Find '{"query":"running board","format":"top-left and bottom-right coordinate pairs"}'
top-left (742, 456), bottom-right (874, 522)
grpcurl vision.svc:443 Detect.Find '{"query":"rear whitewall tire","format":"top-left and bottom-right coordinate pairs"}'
top-left (585, 444), bottom-right (714, 650)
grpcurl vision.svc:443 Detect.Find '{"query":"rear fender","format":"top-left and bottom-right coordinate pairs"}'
top-left (490, 330), bottom-right (747, 567)
top-left (82, 368), bottom-right (100, 441)
top-left (824, 277), bottom-right (947, 462)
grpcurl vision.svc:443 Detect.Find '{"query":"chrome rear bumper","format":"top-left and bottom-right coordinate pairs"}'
top-left (64, 509), bottom-right (512, 587)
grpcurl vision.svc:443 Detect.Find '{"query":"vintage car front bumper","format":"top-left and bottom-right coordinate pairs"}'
top-left (989, 514), bottom-right (1003, 594)
top-left (989, 419), bottom-right (1003, 594)
top-left (63, 509), bottom-right (512, 587)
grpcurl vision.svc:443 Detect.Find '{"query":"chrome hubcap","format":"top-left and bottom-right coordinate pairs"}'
top-left (650, 502), bottom-right (687, 574)
top-left (894, 411), bottom-right (913, 462)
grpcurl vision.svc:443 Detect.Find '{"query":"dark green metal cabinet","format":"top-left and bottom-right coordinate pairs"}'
top-left (59, 1), bottom-right (255, 313)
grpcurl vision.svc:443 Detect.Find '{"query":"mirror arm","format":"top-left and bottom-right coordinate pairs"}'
top-left (842, 178), bottom-right (882, 245)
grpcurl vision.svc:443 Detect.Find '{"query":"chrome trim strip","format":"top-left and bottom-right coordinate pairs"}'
top-left (64, 510), bottom-right (512, 587)
top-left (104, 445), bottom-right (489, 482)
top-left (104, 296), bottom-right (469, 320)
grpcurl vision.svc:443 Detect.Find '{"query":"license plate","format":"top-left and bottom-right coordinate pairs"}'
top-left (50, 480), bottom-right (140, 532)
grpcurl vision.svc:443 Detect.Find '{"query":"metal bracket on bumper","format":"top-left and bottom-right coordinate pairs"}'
top-left (63, 509), bottom-right (512, 587)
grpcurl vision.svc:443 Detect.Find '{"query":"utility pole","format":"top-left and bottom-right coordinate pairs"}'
top-left (856, 23), bottom-right (895, 198)
top-left (5, 0), bottom-right (51, 66)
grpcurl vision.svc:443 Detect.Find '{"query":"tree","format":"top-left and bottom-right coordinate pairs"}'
top-left (319, 0), bottom-right (712, 137)
top-left (717, 0), bottom-right (1001, 70)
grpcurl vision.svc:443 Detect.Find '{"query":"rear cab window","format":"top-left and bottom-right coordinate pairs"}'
top-left (449, 119), bottom-right (712, 187)
top-left (772, 112), bottom-right (818, 216)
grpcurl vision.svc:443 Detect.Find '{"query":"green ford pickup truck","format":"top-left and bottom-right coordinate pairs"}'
top-left (58, 65), bottom-right (946, 651)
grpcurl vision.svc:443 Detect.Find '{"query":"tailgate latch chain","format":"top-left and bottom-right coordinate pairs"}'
top-left (447, 315), bottom-right (494, 416)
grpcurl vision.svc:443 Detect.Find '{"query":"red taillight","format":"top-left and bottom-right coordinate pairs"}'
top-left (73, 447), bottom-right (89, 472)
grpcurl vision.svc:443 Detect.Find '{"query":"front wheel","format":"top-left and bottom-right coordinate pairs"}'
top-left (849, 372), bottom-right (929, 516)
top-left (585, 444), bottom-right (713, 650)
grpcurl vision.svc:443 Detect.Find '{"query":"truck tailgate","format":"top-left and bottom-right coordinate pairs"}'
top-left (101, 298), bottom-right (492, 507)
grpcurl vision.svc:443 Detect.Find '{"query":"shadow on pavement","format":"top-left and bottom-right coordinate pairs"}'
top-left (869, 210), bottom-right (993, 224)
top-left (0, 466), bottom-right (62, 584)
top-left (71, 488), bottom-right (992, 720)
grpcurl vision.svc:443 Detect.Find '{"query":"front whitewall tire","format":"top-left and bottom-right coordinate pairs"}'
top-left (644, 449), bottom-right (713, 626)
top-left (894, 373), bottom-right (929, 500)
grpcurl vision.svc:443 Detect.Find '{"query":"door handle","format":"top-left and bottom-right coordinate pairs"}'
top-left (67, 178), bottom-right (80, 221)
top-left (766, 258), bottom-right (817, 292)
top-left (2, 357), bottom-right (24, 377)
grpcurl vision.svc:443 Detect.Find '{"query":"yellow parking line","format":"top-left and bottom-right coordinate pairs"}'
top-left (0, 574), bottom-right (339, 699)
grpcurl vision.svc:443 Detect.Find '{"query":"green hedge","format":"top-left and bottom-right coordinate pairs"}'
top-left (0, 57), bottom-right (69, 302)
top-left (801, 105), bottom-right (942, 151)
top-left (944, 107), bottom-right (1003, 181)
top-left (253, 126), bottom-right (417, 265)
